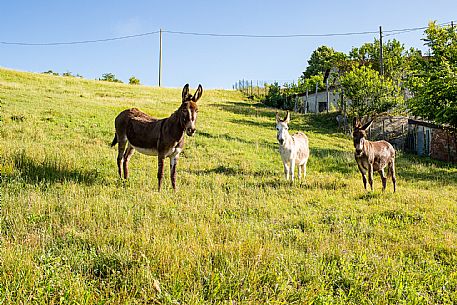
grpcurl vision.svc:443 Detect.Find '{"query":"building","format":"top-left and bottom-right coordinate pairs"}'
top-left (406, 119), bottom-right (457, 162)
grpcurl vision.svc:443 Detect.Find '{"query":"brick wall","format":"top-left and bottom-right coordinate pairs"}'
top-left (430, 129), bottom-right (457, 162)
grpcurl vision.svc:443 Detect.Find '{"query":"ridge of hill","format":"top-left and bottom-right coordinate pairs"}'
top-left (1, 67), bottom-right (457, 304)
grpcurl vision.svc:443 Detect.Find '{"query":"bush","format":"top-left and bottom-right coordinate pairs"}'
top-left (129, 76), bottom-right (140, 85)
top-left (99, 73), bottom-right (123, 83)
top-left (42, 70), bottom-right (59, 76)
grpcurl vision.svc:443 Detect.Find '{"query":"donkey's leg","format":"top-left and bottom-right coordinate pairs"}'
top-left (357, 164), bottom-right (367, 190)
top-left (122, 144), bottom-right (135, 179)
top-left (116, 135), bottom-right (128, 178)
top-left (298, 164), bottom-right (302, 180)
top-left (170, 155), bottom-right (179, 190)
top-left (157, 156), bottom-right (165, 191)
top-left (290, 159), bottom-right (296, 182)
top-left (302, 159), bottom-right (308, 179)
top-left (389, 160), bottom-right (397, 193)
top-left (379, 168), bottom-right (387, 192)
top-left (367, 166), bottom-right (374, 191)
top-left (283, 161), bottom-right (290, 181)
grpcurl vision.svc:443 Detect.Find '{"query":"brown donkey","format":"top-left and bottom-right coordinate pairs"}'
top-left (352, 118), bottom-right (396, 192)
top-left (111, 84), bottom-right (202, 191)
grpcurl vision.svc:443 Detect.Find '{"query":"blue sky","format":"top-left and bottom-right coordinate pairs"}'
top-left (1, 1), bottom-right (456, 88)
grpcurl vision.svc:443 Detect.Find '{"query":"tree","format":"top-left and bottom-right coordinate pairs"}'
top-left (99, 73), bottom-right (123, 83)
top-left (407, 22), bottom-right (457, 128)
top-left (340, 65), bottom-right (404, 118)
top-left (264, 82), bottom-right (284, 108)
top-left (303, 46), bottom-right (347, 80)
top-left (129, 76), bottom-right (140, 85)
top-left (349, 39), bottom-right (420, 83)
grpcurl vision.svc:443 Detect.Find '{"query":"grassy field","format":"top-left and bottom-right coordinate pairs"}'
top-left (1, 67), bottom-right (457, 304)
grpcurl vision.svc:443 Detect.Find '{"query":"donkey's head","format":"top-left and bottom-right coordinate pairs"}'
top-left (179, 84), bottom-right (203, 136)
top-left (352, 117), bottom-right (373, 156)
top-left (276, 111), bottom-right (291, 146)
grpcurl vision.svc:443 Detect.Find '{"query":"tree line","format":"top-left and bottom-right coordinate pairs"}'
top-left (42, 70), bottom-right (141, 85)
top-left (262, 22), bottom-right (457, 129)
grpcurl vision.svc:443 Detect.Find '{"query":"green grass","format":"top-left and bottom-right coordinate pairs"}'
top-left (1, 67), bottom-right (457, 304)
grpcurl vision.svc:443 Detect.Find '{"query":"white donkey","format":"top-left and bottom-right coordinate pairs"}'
top-left (276, 111), bottom-right (310, 182)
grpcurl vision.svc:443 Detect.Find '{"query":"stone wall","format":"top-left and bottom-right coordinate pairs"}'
top-left (430, 129), bottom-right (457, 162)
top-left (368, 116), bottom-right (409, 150)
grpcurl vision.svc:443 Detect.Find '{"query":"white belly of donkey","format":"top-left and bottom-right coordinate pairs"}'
top-left (132, 145), bottom-right (158, 156)
top-left (131, 145), bottom-right (182, 158)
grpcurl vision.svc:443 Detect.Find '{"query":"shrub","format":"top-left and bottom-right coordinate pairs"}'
top-left (99, 73), bottom-right (123, 83)
top-left (129, 76), bottom-right (140, 85)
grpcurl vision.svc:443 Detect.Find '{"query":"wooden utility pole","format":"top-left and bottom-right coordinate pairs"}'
top-left (304, 87), bottom-right (308, 114)
top-left (325, 77), bottom-right (329, 113)
top-left (379, 26), bottom-right (384, 76)
top-left (158, 28), bottom-right (162, 87)
top-left (314, 82), bottom-right (318, 113)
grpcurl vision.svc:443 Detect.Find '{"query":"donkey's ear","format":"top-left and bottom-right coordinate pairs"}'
top-left (353, 117), bottom-right (359, 129)
top-left (284, 111), bottom-right (290, 123)
top-left (361, 119), bottom-right (373, 130)
top-left (193, 84), bottom-right (203, 103)
top-left (275, 111), bottom-right (280, 123)
top-left (182, 84), bottom-right (190, 102)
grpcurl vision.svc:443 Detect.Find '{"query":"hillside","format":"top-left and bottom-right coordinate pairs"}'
top-left (1, 67), bottom-right (457, 304)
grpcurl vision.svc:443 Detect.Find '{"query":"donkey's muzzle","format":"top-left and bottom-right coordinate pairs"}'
top-left (186, 128), bottom-right (196, 136)
top-left (355, 149), bottom-right (363, 156)
top-left (278, 139), bottom-right (284, 145)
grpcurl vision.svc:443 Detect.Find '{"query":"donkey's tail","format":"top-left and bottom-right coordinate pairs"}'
top-left (110, 135), bottom-right (118, 147)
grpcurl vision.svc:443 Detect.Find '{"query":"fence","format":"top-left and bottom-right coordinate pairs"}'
top-left (233, 80), bottom-right (268, 98)
top-left (234, 79), bottom-right (336, 114)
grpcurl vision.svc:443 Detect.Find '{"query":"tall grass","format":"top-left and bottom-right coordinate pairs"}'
top-left (1, 67), bottom-right (457, 304)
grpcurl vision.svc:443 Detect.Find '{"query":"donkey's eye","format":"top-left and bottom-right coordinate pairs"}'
top-left (276, 127), bottom-right (279, 131)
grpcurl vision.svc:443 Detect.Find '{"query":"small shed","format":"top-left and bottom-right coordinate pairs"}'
top-left (406, 119), bottom-right (457, 162)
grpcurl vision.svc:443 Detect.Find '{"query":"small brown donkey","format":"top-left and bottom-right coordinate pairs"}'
top-left (353, 118), bottom-right (396, 192)
top-left (111, 84), bottom-right (202, 191)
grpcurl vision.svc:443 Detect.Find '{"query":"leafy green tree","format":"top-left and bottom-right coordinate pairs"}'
top-left (99, 73), bottom-right (123, 83)
top-left (340, 65), bottom-right (403, 118)
top-left (407, 22), bottom-right (457, 128)
top-left (303, 45), bottom-right (347, 79)
top-left (129, 76), bottom-right (140, 85)
top-left (349, 39), bottom-right (420, 83)
top-left (264, 82), bottom-right (283, 108)
top-left (300, 74), bottom-right (325, 92)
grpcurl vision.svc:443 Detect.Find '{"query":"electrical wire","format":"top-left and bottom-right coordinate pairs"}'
top-left (0, 31), bottom-right (160, 46)
top-left (162, 29), bottom-right (380, 38)
top-left (0, 21), bottom-right (454, 46)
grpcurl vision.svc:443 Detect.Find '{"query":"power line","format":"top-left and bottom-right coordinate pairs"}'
top-left (162, 29), bottom-right (380, 38)
top-left (384, 21), bottom-right (454, 37)
top-left (0, 21), bottom-right (454, 46)
top-left (0, 31), bottom-right (160, 46)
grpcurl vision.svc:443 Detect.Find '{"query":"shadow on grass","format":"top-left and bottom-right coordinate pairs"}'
top-left (311, 148), bottom-right (355, 174)
top-left (189, 165), bottom-right (275, 178)
top-left (10, 152), bottom-right (101, 185)
top-left (198, 131), bottom-right (275, 148)
top-left (230, 118), bottom-right (274, 130)
top-left (358, 192), bottom-right (384, 200)
top-left (213, 101), bottom-right (274, 118)
top-left (214, 101), bottom-right (341, 135)
top-left (396, 153), bottom-right (457, 185)
top-left (246, 178), bottom-right (349, 191)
